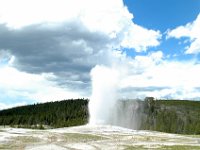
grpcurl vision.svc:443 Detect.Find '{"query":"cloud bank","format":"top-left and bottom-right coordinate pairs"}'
top-left (0, 0), bottom-right (199, 109)
top-left (0, 0), bottom-right (161, 108)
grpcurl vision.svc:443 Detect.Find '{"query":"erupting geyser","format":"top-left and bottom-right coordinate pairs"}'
top-left (89, 65), bottom-right (119, 125)
top-left (89, 65), bottom-right (141, 129)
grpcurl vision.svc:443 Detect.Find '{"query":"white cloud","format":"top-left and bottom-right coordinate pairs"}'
top-left (0, 0), bottom-right (78, 29)
top-left (105, 50), bottom-right (200, 100)
top-left (0, 102), bottom-right (27, 110)
top-left (167, 14), bottom-right (200, 54)
top-left (6, 0), bottom-right (198, 112)
top-left (0, 0), bottom-right (164, 109)
top-left (121, 24), bottom-right (161, 52)
top-left (0, 66), bottom-right (84, 105)
top-left (0, 0), bottom-right (161, 52)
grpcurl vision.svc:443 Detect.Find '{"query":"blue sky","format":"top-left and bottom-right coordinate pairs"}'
top-left (124, 0), bottom-right (200, 59)
top-left (0, 0), bottom-right (200, 109)
top-left (124, 0), bottom-right (200, 31)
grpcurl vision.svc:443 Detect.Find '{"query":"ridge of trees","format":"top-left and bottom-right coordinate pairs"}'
top-left (0, 98), bottom-right (200, 134)
top-left (0, 98), bottom-right (88, 129)
top-left (141, 97), bottom-right (200, 134)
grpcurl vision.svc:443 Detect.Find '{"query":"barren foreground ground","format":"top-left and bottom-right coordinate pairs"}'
top-left (1, 125), bottom-right (200, 150)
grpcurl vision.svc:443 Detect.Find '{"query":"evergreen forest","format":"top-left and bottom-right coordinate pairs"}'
top-left (0, 99), bottom-right (88, 129)
top-left (0, 98), bottom-right (200, 134)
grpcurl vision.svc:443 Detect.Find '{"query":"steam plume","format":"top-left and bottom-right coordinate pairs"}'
top-left (88, 63), bottom-right (142, 129)
top-left (89, 65), bottom-right (119, 125)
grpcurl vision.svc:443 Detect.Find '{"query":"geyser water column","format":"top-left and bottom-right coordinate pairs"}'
top-left (89, 65), bottom-right (119, 125)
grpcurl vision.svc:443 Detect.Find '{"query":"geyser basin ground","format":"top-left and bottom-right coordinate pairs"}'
top-left (1, 125), bottom-right (200, 150)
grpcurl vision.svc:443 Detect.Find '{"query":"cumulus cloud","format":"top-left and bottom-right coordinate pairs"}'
top-left (167, 14), bottom-right (200, 54)
top-left (1, 0), bottom-right (198, 109)
top-left (121, 24), bottom-right (161, 52)
top-left (0, 23), bottom-right (109, 84)
top-left (88, 49), bottom-right (200, 100)
top-left (0, 65), bottom-right (84, 104)
top-left (0, 0), bottom-right (161, 48)
top-left (0, 0), bottom-right (162, 108)
top-left (109, 50), bottom-right (200, 100)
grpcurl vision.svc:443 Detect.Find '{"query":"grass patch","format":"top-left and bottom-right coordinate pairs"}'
top-left (0, 143), bottom-right (25, 150)
top-left (63, 133), bottom-right (105, 142)
top-left (133, 135), bottom-right (169, 142)
top-left (185, 135), bottom-right (200, 138)
top-left (0, 136), bottom-right (41, 149)
top-left (13, 136), bottom-right (40, 143)
top-left (124, 145), bottom-right (200, 150)
top-left (143, 136), bottom-right (168, 142)
top-left (162, 145), bottom-right (200, 150)
top-left (124, 145), bottom-right (147, 150)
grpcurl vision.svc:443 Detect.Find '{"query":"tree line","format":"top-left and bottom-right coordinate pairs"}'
top-left (0, 97), bottom-right (200, 134)
top-left (0, 98), bottom-right (88, 129)
top-left (140, 97), bottom-right (200, 134)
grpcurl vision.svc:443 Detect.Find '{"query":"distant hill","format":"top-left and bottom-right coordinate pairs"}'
top-left (0, 98), bottom-right (200, 134)
top-left (0, 99), bottom-right (88, 129)
top-left (141, 98), bottom-right (200, 134)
